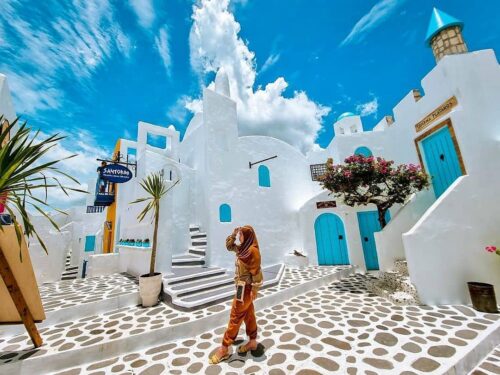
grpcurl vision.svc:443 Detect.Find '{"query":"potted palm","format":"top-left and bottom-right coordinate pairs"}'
top-left (0, 117), bottom-right (84, 346)
top-left (131, 171), bottom-right (180, 307)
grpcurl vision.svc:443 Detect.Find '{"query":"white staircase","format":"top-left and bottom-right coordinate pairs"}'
top-left (367, 259), bottom-right (420, 305)
top-left (165, 224), bottom-right (284, 308)
top-left (61, 248), bottom-right (78, 280)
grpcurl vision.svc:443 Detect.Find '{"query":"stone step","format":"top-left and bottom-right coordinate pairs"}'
top-left (166, 273), bottom-right (234, 298)
top-left (173, 264), bottom-right (285, 309)
top-left (188, 248), bottom-right (206, 256)
top-left (191, 240), bottom-right (207, 246)
top-left (367, 278), bottom-right (420, 306)
top-left (164, 267), bottom-right (226, 285)
top-left (189, 226), bottom-right (200, 232)
top-left (172, 253), bottom-right (205, 266)
top-left (393, 259), bottom-right (409, 276)
top-left (190, 233), bottom-right (207, 239)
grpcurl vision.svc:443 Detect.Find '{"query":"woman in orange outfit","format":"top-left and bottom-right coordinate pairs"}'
top-left (209, 225), bottom-right (263, 364)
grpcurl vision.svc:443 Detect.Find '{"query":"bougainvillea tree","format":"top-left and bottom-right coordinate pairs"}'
top-left (319, 155), bottom-right (430, 228)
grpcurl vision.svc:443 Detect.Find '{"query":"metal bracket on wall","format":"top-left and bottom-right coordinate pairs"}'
top-left (248, 155), bottom-right (278, 169)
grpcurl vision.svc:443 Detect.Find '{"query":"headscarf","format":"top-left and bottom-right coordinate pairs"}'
top-left (237, 225), bottom-right (259, 260)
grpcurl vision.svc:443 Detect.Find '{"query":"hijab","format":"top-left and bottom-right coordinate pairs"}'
top-left (237, 225), bottom-right (259, 260)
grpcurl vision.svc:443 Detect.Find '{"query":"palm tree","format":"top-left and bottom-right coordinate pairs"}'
top-left (0, 117), bottom-right (85, 257)
top-left (131, 171), bottom-right (180, 276)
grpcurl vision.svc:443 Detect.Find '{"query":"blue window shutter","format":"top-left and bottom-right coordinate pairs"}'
top-left (219, 204), bottom-right (232, 222)
top-left (354, 146), bottom-right (373, 157)
top-left (258, 165), bottom-right (271, 187)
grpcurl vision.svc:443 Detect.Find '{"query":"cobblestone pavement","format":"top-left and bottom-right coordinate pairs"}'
top-left (39, 273), bottom-right (138, 313)
top-left (0, 266), bottom-right (348, 366)
top-left (55, 274), bottom-right (500, 375)
top-left (470, 344), bottom-right (500, 374)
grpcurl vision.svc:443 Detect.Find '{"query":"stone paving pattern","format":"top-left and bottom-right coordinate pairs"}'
top-left (0, 266), bottom-right (348, 366)
top-left (39, 273), bottom-right (139, 313)
top-left (470, 344), bottom-right (500, 375)
top-left (54, 274), bottom-right (500, 375)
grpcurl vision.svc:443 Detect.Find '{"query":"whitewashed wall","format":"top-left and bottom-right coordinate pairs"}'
top-left (374, 190), bottom-right (435, 271)
top-left (402, 49), bottom-right (500, 304)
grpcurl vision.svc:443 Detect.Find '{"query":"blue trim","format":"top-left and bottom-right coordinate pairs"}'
top-left (258, 165), bottom-right (271, 187)
top-left (314, 213), bottom-right (349, 265)
top-left (219, 204), bottom-right (232, 222)
top-left (425, 8), bottom-right (464, 45)
top-left (354, 146), bottom-right (373, 157)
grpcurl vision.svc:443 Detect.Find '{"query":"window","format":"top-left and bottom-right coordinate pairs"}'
top-left (146, 133), bottom-right (167, 149)
top-left (258, 165), bottom-right (271, 187)
top-left (354, 146), bottom-right (373, 157)
top-left (219, 204), bottom-right (232, 222)
top-left (127, 147), bottom-right (137, 162)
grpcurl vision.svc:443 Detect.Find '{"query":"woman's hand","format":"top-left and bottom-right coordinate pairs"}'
top-left (232, 227), bottom-right (240, 236)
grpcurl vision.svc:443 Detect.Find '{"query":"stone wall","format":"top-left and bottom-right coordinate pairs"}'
top-left (430, 26), bottom-right (468, 62)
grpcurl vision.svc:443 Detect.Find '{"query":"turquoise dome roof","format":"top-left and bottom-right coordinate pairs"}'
top-left (337, 112), bottom-right (355, 122)
top-left (425, 8), bottom-right (464, 45)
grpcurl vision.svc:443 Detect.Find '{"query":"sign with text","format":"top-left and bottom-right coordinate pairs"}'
top-left (100, 164), bottom-right (132, 183)
top-left (316, 201), bottom-right (337, 209)
top-left (415, 96), bottom-right (458, 133)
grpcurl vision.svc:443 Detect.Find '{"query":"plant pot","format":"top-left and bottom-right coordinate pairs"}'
top-left (467, 282), bottom-right (499, 313)
top-left (139, 272), bottom-right (162, 307)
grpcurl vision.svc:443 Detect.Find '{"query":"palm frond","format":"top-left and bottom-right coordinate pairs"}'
top-left (0, 116), bottom-right (84, 256)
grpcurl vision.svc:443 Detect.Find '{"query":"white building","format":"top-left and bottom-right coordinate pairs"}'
top-left (3, 9), bottom-right (498, 306)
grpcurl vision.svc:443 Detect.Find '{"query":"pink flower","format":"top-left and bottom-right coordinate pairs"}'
top-left (485, 246), bottom-right (497, 253)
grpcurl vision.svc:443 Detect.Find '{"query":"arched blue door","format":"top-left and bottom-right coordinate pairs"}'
top-left (314, 213), bottom-right (349, 265)
top-left (354, 146), bottom-right (373, 157)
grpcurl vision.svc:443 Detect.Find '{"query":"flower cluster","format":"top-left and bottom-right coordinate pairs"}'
top-left (318, 154), bottom-right (430, 228)
top-left (485, 245), bottom-right (500, 256)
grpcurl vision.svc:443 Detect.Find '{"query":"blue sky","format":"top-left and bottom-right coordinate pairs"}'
top-left (0, 0), bottom-right (498, 204)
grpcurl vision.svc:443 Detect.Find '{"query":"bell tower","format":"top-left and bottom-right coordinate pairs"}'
top-left (425, 8), bottom-right (467, 63)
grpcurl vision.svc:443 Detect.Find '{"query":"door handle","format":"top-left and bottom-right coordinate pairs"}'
top-left (439, 153), bottom-right (445, 161)
top-left (364, 237), bottom-right (369, 242)
top-left (338, 235), bottom-right (343, 240)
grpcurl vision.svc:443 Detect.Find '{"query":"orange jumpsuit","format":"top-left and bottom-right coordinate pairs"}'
top-left (222, 229), bottom-right (263, 347)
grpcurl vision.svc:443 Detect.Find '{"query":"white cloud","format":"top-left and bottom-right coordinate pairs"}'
top-left (356, 97), bottom-right (379, 117)
top-left (188, 0), bottom-right (329, 153)
top-left (259, 53), bottom-right (280, 74)
top-left (0, 0), bottom-right (131, 112)
top-left (340, 0), bottom-right (405, 46)
top-left (167, 95), bottom-right (192, 124)
top-left (154, 25), bottom-right (172, 75)
top-left (128, 0), bottom-right (155, 29)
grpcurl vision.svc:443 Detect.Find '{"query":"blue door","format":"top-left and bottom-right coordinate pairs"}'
top-left (420, 126), bottom-right (463, 198)
top-left (314, 213), bottom-right (349, 265)
top-left (357, 211), bottom-right (390, 270)
top-left (84, 235), bottom-right (96, 252)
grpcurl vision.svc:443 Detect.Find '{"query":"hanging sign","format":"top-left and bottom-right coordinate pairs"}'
top-left (316, 201), bottom-right (337, 209)
top-left (415, 96), bottom-right (458, 133)
top-left (100, 164), bottom-right (133, 183)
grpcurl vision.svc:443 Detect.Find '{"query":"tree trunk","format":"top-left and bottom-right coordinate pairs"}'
top-left (377, 206), bottom-right (388, 229)
top-left (150, 204), bottom-right (159, 276)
